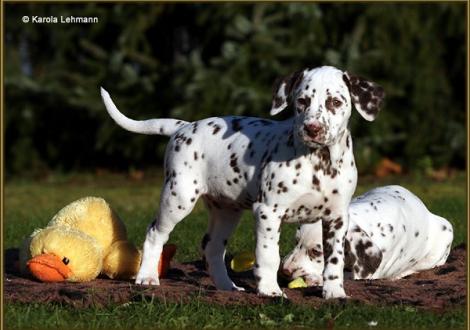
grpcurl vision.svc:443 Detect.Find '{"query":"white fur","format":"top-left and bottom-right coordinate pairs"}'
top-left (282, 185), bottom-right (453, 284)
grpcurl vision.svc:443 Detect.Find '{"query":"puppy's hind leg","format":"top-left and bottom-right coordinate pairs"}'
top-left (345, 225), bottom-right (382, 280)
top-left (202, 201), bottom-right (243, 291)
top-left (136, 175), bottom-right (202, 285)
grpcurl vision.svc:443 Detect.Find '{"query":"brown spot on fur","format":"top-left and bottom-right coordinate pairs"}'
top-left (212, 125), bottom-right (221, 135)
top-left (312, 175), bottom-right (320, 186)
top-left (354, 240), bottom-right (382, 278)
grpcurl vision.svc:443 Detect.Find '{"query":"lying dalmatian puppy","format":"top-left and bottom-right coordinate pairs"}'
top-left (282, 185), bottom-right (454, 286)
top-left (100, 65), bottom-right (385, 299)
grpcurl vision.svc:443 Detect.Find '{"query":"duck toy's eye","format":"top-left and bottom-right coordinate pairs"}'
top-left (62, 257), bottom-right (70, 265)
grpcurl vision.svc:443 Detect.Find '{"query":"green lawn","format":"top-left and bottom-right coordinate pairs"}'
top-left (4, 300), bottom-right (466, 330)
top-left (3, 170), bottom-right (467, 329)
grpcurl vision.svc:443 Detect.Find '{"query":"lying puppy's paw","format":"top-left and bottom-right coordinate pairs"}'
top-left (305, 274), bottom-right (323, 287)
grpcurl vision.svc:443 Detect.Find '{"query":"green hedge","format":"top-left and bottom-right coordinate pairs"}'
top-left (5, 3), bottom-right (466, 176)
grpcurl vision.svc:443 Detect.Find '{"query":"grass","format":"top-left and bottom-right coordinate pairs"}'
top-left (3, 170), bottom-right (467, 329)
top-left (4, 300), bottom-right (466, 330)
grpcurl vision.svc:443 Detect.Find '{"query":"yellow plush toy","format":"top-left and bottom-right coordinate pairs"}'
top-left (19, 197), bottom-right (176, 282)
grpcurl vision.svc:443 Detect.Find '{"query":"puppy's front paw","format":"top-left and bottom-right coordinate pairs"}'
top-left (135, 274), bottom-right (160, 286)
top-left (322, 282), bottom-right (348, 299)
top-left (257, 282), bottom-right (287, 298)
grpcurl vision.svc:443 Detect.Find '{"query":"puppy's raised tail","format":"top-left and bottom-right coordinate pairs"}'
top-left (100, 87), bottom-right (188, 136)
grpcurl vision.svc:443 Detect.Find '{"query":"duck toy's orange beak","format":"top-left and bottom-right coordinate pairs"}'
top-left (27, 254), bottom-right (72, 282)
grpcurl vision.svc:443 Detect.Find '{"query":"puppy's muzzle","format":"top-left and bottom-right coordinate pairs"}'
top-left (282, 266), bottom-right (294, 278)
top-left (304, 122), bottom-right (325, 140)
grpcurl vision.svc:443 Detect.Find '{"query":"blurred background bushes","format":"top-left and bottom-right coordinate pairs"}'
top-left (4, 3), bottom-right (466, 178)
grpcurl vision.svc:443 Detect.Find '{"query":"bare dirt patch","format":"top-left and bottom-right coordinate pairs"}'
top-left (4, 245), bottom-right (466, 311)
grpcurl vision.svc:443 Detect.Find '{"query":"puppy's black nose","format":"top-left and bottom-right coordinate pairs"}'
top-left (304, 122), bottom-right (323, 139)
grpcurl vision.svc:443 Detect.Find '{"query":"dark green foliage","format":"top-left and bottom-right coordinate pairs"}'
top-left (5, 3), bottom-right (466, 175)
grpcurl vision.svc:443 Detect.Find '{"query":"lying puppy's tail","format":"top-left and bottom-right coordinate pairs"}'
top-left (100, 87), bottom-right (188, 136)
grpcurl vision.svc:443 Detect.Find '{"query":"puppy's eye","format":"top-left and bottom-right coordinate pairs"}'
top-left (296, 97), bottom-right (309, 111)
top-left (332, 98), bottom-right (343, 107)
top-left (62, 257), bottom-right (70, 265)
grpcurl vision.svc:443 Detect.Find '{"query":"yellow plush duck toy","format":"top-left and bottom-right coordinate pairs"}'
top-left (19, 197), bottom-right (175, 283)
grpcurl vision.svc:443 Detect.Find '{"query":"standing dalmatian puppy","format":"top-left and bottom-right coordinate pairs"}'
top-left (282, 185), bottom-right (454, 285)
top-left (100, 66), bottom-right (385, 299)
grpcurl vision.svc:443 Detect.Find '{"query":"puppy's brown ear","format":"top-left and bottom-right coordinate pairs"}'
top-left (343, 72), bottom-right (385, 121)
top-left (270, 70), bottom-right (305, 116)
